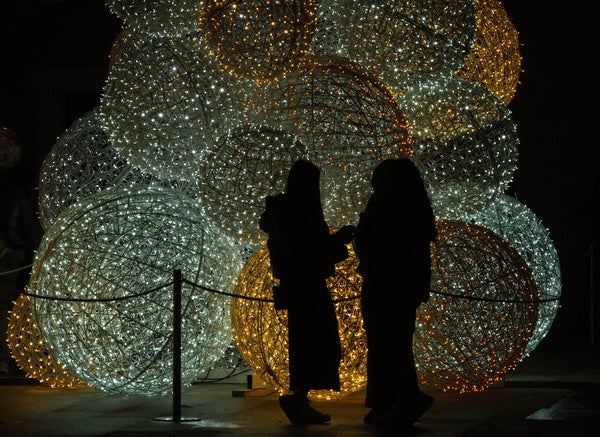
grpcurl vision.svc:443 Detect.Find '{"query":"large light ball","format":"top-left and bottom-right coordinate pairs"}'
top-left (100, 32), bottom-right (240, 183)
top-left (398, 77), bottom-right (518, 217)
top-left (105, 0), bottom-right (200, 37)
top-left (414, 220), bottom-right (539, 393)
top-left (244, 53), bottom-right (412, 226)
top-left (312, 0), bottom-right (477, 94)
top-left (7, 293), bottom-right (84, 388)
top-left (38, 108), bottom-right (198, 231)
top-left (453, 0), bottom-right (522, 105)
top-left (28, 185), bottom-right (243, 395)
top-left (459, 195), bottom-right (562, 357)
top-left (231, 239), bottom-right (366, 400)
top-left (198, 0), bottom-right (317, 82)
top-left (199, 124), bottom-right (308, 245)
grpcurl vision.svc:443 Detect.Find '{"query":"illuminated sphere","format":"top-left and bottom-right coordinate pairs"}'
top-left (100, 32), bottom-right (240, 183)
top-left (38, 108), bottom-right (199, 231)
top-left (414, 220), bottom-right (539, 393)
top-left (398, 77), bottom-right (518, 217)
top-left (28, 185), bottom-right (243, 395)
top-left (105, 0), bottom-right (200, 37)
top-left (244, 53), bottom-right (412, 226)
top-left (231, 239), bottom-right (366, 400)
top-left (312, 0), bottom-right (477, 94)
top-left (0, 126), bottom-right (21, 168)
top-left (459, 194), bottom-right (562, 357)
top-left (454, 0), bottom-right (522, 105)
top-left (199, 124), bottom-right (308, 245)
top-left (198, 0), bottom-right (317, 82)
top-left (7, 293), bottom-right (84, 388)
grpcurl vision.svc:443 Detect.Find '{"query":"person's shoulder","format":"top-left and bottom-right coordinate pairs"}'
top-left (265, 193), bottom-right (286, 208)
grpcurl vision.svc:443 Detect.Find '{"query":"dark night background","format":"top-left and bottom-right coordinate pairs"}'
top-left (1, 1), bottom-right (598, 350)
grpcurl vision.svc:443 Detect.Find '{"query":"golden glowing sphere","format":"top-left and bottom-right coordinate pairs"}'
top-left (454, 0), bottom-right (522, 105)
top-left (7, 293), bottom-right (83, 388)
top-left (198, 0), bottom-right (317, 82)
top-left (414, 220), bottom-right (539, 393)
top-left (244, 53), bottom-right (412, 227)
top-left (231, 238), bottom-right (366, 400)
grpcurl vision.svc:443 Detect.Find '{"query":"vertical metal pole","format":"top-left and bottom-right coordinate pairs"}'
top-left (173, 269), bottom-right (182, 422)
top-left (591, 244), bottom-right (595, 345)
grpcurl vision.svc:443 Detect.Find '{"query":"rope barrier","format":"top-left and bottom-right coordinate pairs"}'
top-left (21, 282), bottom-right (173, 303)
top-left (0, 263), bottom-right (33, 276)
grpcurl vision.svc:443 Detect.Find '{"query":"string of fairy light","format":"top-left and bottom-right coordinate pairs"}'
top-left (8, 0), bottom-right (561, 396)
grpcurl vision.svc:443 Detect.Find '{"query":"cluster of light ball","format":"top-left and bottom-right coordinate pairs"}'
top-left (457, 194), bottom-right (562, 357)
top-left (453, 0), bottom-right (522, 105)
top-left (105, 0), bottom-right (201, 37)
top-left (398, 77), bottom-right (519, 217)
top-left (414, 219), bottom-right (539, 393)
top-left (199, 124), bottom-right (308, 245)
top-left (38, 107), bottom-right (199, 231)
top-left (28, 185), bottom-right (243, 395)
top-left (244, 53), bottom-right (412, 227)
top-left (230, 237), bottom-right (366, 400)
top-left (312, 0), bottom-right (477, 95)
top-left (7, 293), bottom-right (84, 388)
top-left (198, 0), bottom-right (317, 82)
top-left (100, 32), bottom-right (240, 183)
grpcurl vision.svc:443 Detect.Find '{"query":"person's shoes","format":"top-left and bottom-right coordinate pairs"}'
top-left (363, 409), bottom-right (377, 424)
top-left (302, 402), bottom-right (330, 424)
top-left (410, 392), bottom-right (434, 423)
top-left (279, 394), bottom-right (306, 426)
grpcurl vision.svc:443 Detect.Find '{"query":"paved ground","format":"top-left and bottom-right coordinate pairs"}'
top-left (1, 337), bottom-right (599, 436)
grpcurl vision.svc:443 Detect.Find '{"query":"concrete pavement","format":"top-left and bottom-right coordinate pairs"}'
top-left (1, 337), bottom-right (599, 436)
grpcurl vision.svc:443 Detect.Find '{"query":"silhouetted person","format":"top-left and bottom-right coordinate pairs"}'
top-left (259, 159), bottom-right (355, 426)
top-left (353, 158), bottom-right (437, 428)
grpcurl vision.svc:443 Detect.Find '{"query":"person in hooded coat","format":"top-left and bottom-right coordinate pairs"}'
top-left (259, 159), bottom-right (355, 426)
top-left (353, 158), bottom-right (437, 428)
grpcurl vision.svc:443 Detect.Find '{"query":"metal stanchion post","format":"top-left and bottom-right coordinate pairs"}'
top-left (154, 269), bottom-right (201, 423)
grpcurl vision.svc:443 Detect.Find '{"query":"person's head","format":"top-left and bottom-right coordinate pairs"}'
top-left (286, 159), bottom-right (321, 200)
top-left (0, 127), bottom-right (21, 170)
top-left (371, 158), bottom-right (427, 201)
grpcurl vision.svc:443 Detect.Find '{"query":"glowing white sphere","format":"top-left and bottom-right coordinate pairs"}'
top-left (8, 293), bottom-right (84, 388)
top-left (100, 32), bottom-right (240, 183)
top-left (244, 53), bottom-right (412, 226)
top-left (458, 194), bottom-right (562, 357)
top-left (398, 77), bottom-right (519, 217)
top-left (38, 107), bottom-right (199, 231)
top-left (312, 0), bottom-right (477, 93)
top-left (28, 185), bottom-right (243, 395)
top-left (199, 124), bottom-right (308, 245)
top-left (105, 0), bottom-right (200, 37)
top-left (414, 220), bottom-right (539, 393)
top-left (231, 240), bottom-right (366, 400)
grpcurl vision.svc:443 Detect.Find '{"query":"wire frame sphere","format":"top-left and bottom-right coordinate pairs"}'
top-left (459, 194), bottom-right (562, 357)
top-left (105, 0), bottom-right (201, 37)
top-left (100, 32), bottom-right (240, 183)
top-left (244, 53), bottom-right (412, 226)
top-left (231, 239), bottom-right (366, 400)
top-left (453, 0), bottom-right (522, 105)
top-left (0, 126), bottom-right (21, 169)
top-left (38, 108), bottom-right (198, 231)
top-left (198, 0), bottom-right (317, 82)
top-left (414, 220), bottom-right (539, 393)
top-left (199, 124), bottom-right (308, 245)
top-left (398, 77), bottom-right (519, 217)
top-left (312, 0), bottom-right (477, 94)
top-left (28, 185), bottom-right (243, 395)
top-left (7, 293), bottom-right (84, 388)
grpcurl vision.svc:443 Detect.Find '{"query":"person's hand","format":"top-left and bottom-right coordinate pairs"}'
top-left (335, 225), bottom-right (356, 244)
